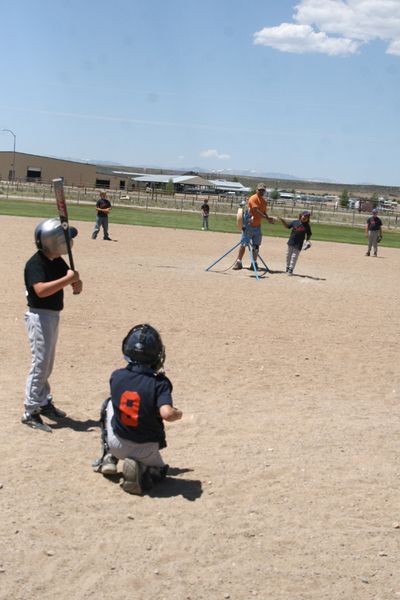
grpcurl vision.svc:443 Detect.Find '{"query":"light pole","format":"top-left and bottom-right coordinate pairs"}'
top-left (1, 128), bottom-right (16, 181)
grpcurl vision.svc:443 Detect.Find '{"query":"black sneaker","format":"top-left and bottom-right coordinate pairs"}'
top-left (40, 401), bottom-right (66, 420)
top-left (250, 262), bottom-right (259, 271)
top-left (149, 464), bottom-right (169, 482)
top-left (21, 412), bottom-right (52, 433)
top-left (140, 468), bottom-right (154, 491)
top-left (103, 237), bottom-right (112, 241)
top-left (121, 458), bottom-right (143, 495)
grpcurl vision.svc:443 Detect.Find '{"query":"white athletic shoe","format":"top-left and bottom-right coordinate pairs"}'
top-left (101, 453), bottom-right (118, 475)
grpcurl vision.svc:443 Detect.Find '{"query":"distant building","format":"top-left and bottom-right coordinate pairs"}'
top-left (0, 151), bottom-right (134, 190)
top-left (208, 179), bottom-right (251, 195)
top-left (132, 173), bottom-right (214, 193)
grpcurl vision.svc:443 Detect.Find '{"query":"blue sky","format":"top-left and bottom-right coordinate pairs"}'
top-left (1, 0), bottom-right (400, 185)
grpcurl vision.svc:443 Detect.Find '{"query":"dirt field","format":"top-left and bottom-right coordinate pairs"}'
top-left (1, 215), bottom-right (399, 600)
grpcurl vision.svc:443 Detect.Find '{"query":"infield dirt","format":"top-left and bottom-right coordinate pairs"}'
top-left (1, 215), bottom-right (399, 600)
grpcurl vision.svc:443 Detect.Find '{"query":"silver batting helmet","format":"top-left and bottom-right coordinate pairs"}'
top-left (34, 217), bottom-right (78, 255)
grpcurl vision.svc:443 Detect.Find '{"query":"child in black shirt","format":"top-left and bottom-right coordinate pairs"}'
top-left (23, 218), bottom-right (82, 432)
top-left (94, 324), bottom-right (182, 495)
top-left (279, 210), bottom-right (312, 275)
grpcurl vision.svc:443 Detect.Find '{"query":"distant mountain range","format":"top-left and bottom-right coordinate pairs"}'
top-left (56, 156), bottom-right (376, 186)
top-left (94, 161), bottom-right (334, 184)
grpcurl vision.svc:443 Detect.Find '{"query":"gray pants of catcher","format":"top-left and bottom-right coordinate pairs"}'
top-left (105, 401), bottom-right (165, 467)
top-left (25, 308), bottom-right (60, 414)
top-left (367, 230), bottom-right (379, 255)
top-left (286, 245), bottom-right (301, 272)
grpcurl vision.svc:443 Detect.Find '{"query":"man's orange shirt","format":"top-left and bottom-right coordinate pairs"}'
top-left (248, 193), bottom-right (267, 227)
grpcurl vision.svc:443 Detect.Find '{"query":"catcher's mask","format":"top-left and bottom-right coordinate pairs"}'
top-left (122, 324), bottom-right (165, 371)
top-left (35, 217), bottom-right (77, 255)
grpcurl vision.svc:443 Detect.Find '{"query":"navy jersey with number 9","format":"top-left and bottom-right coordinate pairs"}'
top-left (110, 364), bottom-right (173, 449)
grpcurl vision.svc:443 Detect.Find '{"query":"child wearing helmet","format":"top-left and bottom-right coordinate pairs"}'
top-left (279, 210), bottom-right (312, 275)
top-left (94, 324), bottom-right (182, 495)
top-left (22, 218), bottom-right (82, 432)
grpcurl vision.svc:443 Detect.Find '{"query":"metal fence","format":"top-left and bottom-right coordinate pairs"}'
top-left (1, 179), bottom-right (399, 230)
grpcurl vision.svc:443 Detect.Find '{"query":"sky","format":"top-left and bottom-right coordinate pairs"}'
top-left (1, 0), bottom-right (400, 186)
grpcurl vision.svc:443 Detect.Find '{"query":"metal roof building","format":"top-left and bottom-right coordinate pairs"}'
top-left (133, 174), bottom-right (213, 187)
top-left (208, 179), bottom-right (251, 193)
top-left (132, 174), bottom-right (251, 195)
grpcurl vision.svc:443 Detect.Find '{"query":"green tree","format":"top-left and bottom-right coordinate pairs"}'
top-left (340, 189), bottom-right (349, 208)
top-left (270, 188), bottom-right (280, 200)
top-left (165, 178), bottom-right (174, 195)
top-left (370, 192), bottom-right (379, 207)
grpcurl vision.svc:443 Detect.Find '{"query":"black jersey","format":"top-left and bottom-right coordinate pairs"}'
top-left (287, 220), bottom-right (312, 250)
top-left (24, 251), bottom-right (69, 310)
top-left (110, 364), bottom-right (173, 448)
top-left (201, 203), bottom-right (210, 216)
top-left (366, 216), bottom-right (382, 231)
top-left (96, 198), bottom-right (111, 215)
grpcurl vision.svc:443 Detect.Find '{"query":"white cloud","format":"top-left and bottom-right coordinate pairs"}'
top-left (254, 0), bottom-right (400, 56)
top-left (254, 23), bottom-right (359, 55)
top-left (200, 149), bottom-right (231, 160)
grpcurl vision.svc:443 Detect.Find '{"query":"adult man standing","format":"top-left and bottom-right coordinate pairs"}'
top-left (233, 183), bottom-right (274, 271)
top-left (365, 208), bottom-right (382, 257)
top-left (92, 190), bottom-right (112, 240)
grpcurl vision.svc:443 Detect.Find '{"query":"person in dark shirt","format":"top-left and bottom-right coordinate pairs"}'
top-left (201, 200), bottom-right (210, 230)
top-left (22, 218), bottom-right (82, 432)
top-left (365, 208), bottom-right (383, 257)
top-left (91, 190), bottom-right (112, 240)
top-left (94, 324), bottom-right (182, 495)
top-left (279, 210), bottom-right (312, 275)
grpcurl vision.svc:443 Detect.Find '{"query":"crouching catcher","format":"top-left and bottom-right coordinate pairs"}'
top-left (93, 324), bottom-right (182, 495)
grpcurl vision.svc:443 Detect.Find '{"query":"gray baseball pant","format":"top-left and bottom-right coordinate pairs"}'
top-left (367, 230), bottom-right (379, 254)
top-left (287, 245), bottom-right (301, 271)
top-left (105, 401), bottom-right (165, 467)
top-left (24, 308), bottom-right (60, 414)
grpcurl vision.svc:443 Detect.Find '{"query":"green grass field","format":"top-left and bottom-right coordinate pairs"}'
top-left (1, 198), bottom-right (400, 248)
